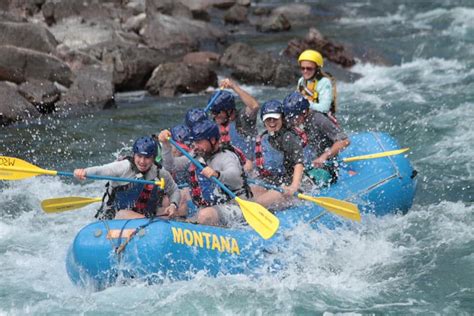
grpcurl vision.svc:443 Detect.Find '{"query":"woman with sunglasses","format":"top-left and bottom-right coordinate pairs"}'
top-left (297, 49), bottom-right (338, 125)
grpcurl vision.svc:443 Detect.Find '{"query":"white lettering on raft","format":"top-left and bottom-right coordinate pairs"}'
top-left (171, 227), bottom-right (240, 255)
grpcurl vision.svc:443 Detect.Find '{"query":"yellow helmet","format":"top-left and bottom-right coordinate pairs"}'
top-left (298, 49), bottom-right (324, 67)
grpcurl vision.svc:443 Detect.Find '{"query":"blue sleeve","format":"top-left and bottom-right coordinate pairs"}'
top-left (309, 78), bottom-right (332, 113)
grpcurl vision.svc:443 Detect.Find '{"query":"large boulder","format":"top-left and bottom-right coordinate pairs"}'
top-left (220, 42), bottom-right (297, 86)
top-left (182, 51), bottom-right (220, 69)
top-left (223, 4), bottom-right (248, 24)
top-left (0, 21), bottom-right (58, 54)
top-left (42, 0), bottom-right (124, 25)
top-left (82, 41), bottom-right (170, 92)
top-left (255, 13), bottom-right (291, 33)
top-left (0, 82), bottom-right (39, 126)
top-left (143, 12), bottom-right (226, 55)
top-left (0, 45), bottom-right (73, 86)
top-left (145, 62), bottom-right (217, 97)
top-left (18, 79), bottom-right (60, 114)
top-left (57, 65), bottom-right (115, 112)
top-left (284, 27), bottom-right (356, 68)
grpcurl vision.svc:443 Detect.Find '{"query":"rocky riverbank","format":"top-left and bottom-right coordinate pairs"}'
top-left (0, 0), bottom-right (358, 126)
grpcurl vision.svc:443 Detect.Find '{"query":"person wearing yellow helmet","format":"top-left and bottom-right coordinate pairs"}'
top-left (297, 49), bottom-right (338, 125)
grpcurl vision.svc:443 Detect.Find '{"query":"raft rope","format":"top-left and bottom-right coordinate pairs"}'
top-left (99, 217), bottom-right (158, 262)
top-left (114, 218), bottom-right (158, 259)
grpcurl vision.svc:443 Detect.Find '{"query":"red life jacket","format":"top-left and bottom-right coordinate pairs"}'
top-left (133, 184), bottom-right (154, 214)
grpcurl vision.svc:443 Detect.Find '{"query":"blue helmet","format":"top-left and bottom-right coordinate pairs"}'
top-left (282, 91), bottom-right (309, 119)
top-left (190, 119), bottom-right (220, 142)
top-left (185, 108), bottom-right (208, 127)
top-left (171, 124), bottom-right (191, 144)
top-left (209, 90), bottom-right (235, 113)
top-left (260, 99), bottom-right (283, 121)
top-left (133, 136), bottom-right (158, 157)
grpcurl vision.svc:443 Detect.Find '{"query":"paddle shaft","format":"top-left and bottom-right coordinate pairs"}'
top-left (203, 89), bottom-right (223, 113)
top-left (168, 138), bottom-right (236, 198)
top-left (59, 171), bottom-right (163, 186)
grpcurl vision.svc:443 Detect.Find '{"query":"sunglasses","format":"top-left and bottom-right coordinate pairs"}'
top-left (300, 66), bottom-right (316, 72)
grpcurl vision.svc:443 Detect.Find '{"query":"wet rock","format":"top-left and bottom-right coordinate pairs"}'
top-left (145, 0), bottom-right (193, 19)
top-left (0, 81), bottom-right (39, 126)
top-left (58, 65), bottom-right (115, 112)
top-left (220, 42), bottom-right (297, 87)
top-left (183, 51), bottom-right (220, 68)
top-left (100, 43), bottom-right (170, 91)
top-left (272, 4), bottom-right (312, 22)
top-left (284, 27), bottom-right (355, 68)
top-left (143, 12), bottom-right (225, 55)
top-left (256, 13), bottom-right (291, 33)
top-left (0, 45), bottom-right (73, 87)
top-left (18, 79), bottom-right (60, 114)
top-left (123, 12), bottom-right (146, 33)
top-left (0, 10), bottom-right (28, 22)
top-left (145, 62), bottom-right (217, 97)
top-left (0, 21), bottom-right (58, 54)
top-left (224, 4), bottom-right (248, 24)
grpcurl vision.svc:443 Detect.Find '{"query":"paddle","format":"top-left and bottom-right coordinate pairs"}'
top-left (340, 148), bottom-right (409, 163)
top-left (203, 89), bottom-right (223, 113)
top-left (0, 156), bottom-right (166, 188)
top-left (41, 196), bottom-right (103, 213)
top-left (248, 179), bottom-right (361, 222)
top-left (167, 138), bottom-right (279, 239)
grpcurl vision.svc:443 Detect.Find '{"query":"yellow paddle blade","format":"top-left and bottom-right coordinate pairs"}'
top-left (41, 196), bottom-right (102, 213)
top-left (235, 197), bottom-right (279, 239)
top-left (297, 194), bottom-right (361, 222)
top-left (0, 156), bottom-right (57, 180)
top-left (342, 148), bottom-right (409, 163)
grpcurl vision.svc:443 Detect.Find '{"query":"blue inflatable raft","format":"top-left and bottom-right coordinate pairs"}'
top-left (66, 132), bottom-right (417, 290)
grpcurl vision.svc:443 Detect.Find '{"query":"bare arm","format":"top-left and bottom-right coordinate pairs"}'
top-left (220, 78), bottom-right (259, 116)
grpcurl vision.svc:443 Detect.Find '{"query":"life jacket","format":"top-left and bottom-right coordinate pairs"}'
top-left (218, 120), bottom-right (255, 160)
top-left (96, 157), bottom-right (164, 219)
top-left (297, 72), bottom-right (339, 126)
top-left (188, 145), bottom-right (251, 207)
top-left (255, 128), bottom-right (308, 179)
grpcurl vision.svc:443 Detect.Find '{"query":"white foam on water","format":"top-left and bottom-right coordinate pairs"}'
top-left (412, 7), bottom-right (474, 38)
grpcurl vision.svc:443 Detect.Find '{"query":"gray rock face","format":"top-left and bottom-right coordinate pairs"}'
top-left (256, 13), bottom-right (291, 33)
top-left (143, 12), bottom-right (226, 55)
top-left (224, 4), bottom-right (248, 24)
top-left (220, 42), bottom-right (297, 87)
top-left (284, 27), bottom-right (355, 68)
top-left (18, 79), bottom-right (60, 114)
top-left (0, 45), bottom-right (74, 87)
top-left (0, 21), bottom-right (58, 54)
top-left (146, 62), bottom-right (217, 97)
top-left (0, 82), bottom-right (40, 126)
top-left (58, 65), bottom-right (115, 112)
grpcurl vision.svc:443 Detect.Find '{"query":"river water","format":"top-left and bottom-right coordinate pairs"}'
top-left (1, 1), bottom-right (473, 314)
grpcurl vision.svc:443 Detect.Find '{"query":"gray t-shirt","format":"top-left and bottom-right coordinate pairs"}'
top-left (85, 159), bottom-right (180, 206)
top-left (304, 112), bottom-right (348, 157)
top-left (267, 129), bottom-right (305, 184)
top-left (205, 149), bottom-right (245, 193)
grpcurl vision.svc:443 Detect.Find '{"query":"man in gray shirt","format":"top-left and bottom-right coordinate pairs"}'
top-left (74, 136), bottom-right (181, 220)
top-left (187, 119), bottom-right (251, 226)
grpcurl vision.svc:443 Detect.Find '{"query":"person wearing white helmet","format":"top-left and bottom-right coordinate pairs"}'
top-left (297, 49), bottom-right (338, 125)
